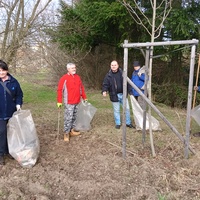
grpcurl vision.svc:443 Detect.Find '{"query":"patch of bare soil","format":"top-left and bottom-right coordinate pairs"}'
top-left (0, 101), bottom-right (200, 200)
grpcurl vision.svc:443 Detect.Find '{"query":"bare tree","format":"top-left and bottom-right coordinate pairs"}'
top-left (119, 0), bottom-right (172, 157)
top-left (0, 0), bottom-right (53, 67)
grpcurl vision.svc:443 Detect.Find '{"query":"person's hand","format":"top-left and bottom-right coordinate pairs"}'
top-left (16, 105), bottom-right (21, 111)
top-left (194, 86), bottom-right (199, 91)
top-left (138, 66), bottom-right (146, 77)
top-left (57, 103), bottom-right (62, 108)
top-left (83, 99), bottom-right (88, 103)
top-left (138, 72), bottom-right (143, 77)
top-left (102, 91), bottom-right (107, 97)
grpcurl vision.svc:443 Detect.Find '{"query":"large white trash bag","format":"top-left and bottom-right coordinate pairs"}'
top-left (130, 95), bottom-right (162, 131)
top-left (75, 101), bottom-right (97, 131)
top-left (7, 110), bottom-right (40, 168)
top-left (191, 105), bottom-right (200, 126)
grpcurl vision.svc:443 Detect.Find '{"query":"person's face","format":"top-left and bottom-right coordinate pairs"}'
top-left (67, 65), bottom-right (76, 75)
top-left (134, 66), bottom-right (140, 71)
top-left (110, 61), bottom-right (119, 72)
top-left (0, 68), bottom-right (8, 79)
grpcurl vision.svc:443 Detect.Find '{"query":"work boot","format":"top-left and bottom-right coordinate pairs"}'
top-left (126, 124), bottom-right (135, 128)
top-left (70, 129), bottom-right (81, 136)
top-left (0, 156), bottom-right (5, 165)
top-left (64, 133), bottom-right (70, 142)
top-left (115, 125), bottom-right (121, 129)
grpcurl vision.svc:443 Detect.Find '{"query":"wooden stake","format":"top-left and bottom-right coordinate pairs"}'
top-left (192, 54), bottom-right (200, 108)
top-left (56, 109), bottom-right (61, 144)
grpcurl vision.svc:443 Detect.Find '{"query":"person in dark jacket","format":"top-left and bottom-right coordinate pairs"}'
top-left (102, 60), bottom-right (134, 129)
top-left (0, 60), bottom-right (23, 165)
top-left (131, 61), bottom-right (145, 109)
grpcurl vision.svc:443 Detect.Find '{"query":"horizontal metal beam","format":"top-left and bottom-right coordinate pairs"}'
top-left (122, 39), bottom-right (199, 48)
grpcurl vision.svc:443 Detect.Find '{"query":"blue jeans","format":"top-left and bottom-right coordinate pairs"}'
top-left (112, 93), bottom-right (131, 126)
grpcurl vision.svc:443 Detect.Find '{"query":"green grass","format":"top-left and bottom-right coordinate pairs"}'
top-left (158, 193), bottom-right (167, 200)
top-left (15, 72), bottom-right (200, 140)
top-left (21, 81), bottom-right (56, 104)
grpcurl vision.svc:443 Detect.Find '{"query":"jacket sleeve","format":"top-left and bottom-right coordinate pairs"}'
top-left (102, 75), bottom-right (109, 93)
top-left (131, 72), bottom-right (134, 82)
top-left (80, 80), bottom-right (87, 100)
top-left (57, 76), bottom-right (65, 103)
top-left (139, 73), bottom-right (145, 81)
top-left (15, 81), bottom-right (23, 105)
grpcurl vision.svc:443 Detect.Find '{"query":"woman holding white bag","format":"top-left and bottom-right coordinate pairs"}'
top-left (0, 60), bottom-right (23, 165)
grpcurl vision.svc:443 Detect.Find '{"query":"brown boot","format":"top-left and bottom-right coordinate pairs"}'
top-left (64, 134), bottom-right (70, 142)
top-left (70, 129), bottom-right (81, 136)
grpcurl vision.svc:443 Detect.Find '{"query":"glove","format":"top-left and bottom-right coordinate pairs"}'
top-left (57, 103), bottom-right (62, 108)
top-left (16, 105), bottom-right (21, 111)
top-left (194, 86), bottom-right (199, 91)
top-left (138, 66), bottom-right (146, 77)
top-left (138, 72), bottom-right (142, 77)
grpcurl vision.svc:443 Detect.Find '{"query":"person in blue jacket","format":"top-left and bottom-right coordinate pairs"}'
top-left (193, 85), bottom-right (200, 137)
top-left (0, 60), bottom-right (23, 165)
top-left (131, 61), bottom-right (145, 109)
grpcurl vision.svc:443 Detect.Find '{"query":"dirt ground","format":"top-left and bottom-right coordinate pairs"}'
top-left (0, 93), bottom-right (200, 200)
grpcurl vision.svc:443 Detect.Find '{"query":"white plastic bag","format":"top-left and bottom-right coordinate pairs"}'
top-left (130, 95), bottom-right (162, 131)
top-left (7, 110), bottom-right (40, 168)
top-left (191, 105), bottom-right (200, 126)
top-left (74, 101), bottom-right (97, 131)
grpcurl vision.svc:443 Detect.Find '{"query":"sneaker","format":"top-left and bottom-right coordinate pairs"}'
top-left (70, 129), bottom-right (81, 136)
top-left (115, 125), bottom-right (121, 129)
top-left (0, 156), bottom-right (5, 165)
top-left (64, 134), bottom-right (70, 142)
top-left (126, 124), bottom-right (135, 128)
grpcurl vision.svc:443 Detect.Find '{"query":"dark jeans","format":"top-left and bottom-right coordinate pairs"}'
top-left (0, 120), bottom-right (9, 156)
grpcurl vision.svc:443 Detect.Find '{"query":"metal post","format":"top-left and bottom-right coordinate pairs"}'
top-left (185, 43), bottom-right (196, 158)
top-left (121, 39), bottom-right (199, 158)
top-left (122, 40), bottom-right (128, 159)
top-left (142, 47), bottom-right (150, 145)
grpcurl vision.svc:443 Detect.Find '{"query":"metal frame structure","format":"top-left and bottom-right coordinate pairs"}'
top-left (121, 39), bottom-right (199, 159)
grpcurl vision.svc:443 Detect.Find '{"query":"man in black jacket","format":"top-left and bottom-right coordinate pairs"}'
top-left (102, 60), bottom-right (134, 129)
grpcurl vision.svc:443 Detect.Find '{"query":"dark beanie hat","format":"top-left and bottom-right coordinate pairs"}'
top-left (133, 61), bottom-right (140, 67)
top-left (0, 60), bottom-right (8, 71)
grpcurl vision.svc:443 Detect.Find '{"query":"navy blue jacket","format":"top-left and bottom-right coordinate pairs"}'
top-left (102, 68), bottom-right (132, 102)
top-left (0, 74), bottom-right (23, 120)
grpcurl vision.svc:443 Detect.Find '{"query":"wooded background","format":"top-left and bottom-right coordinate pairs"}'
top-left (0, 0), bottom-right (200, 108)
